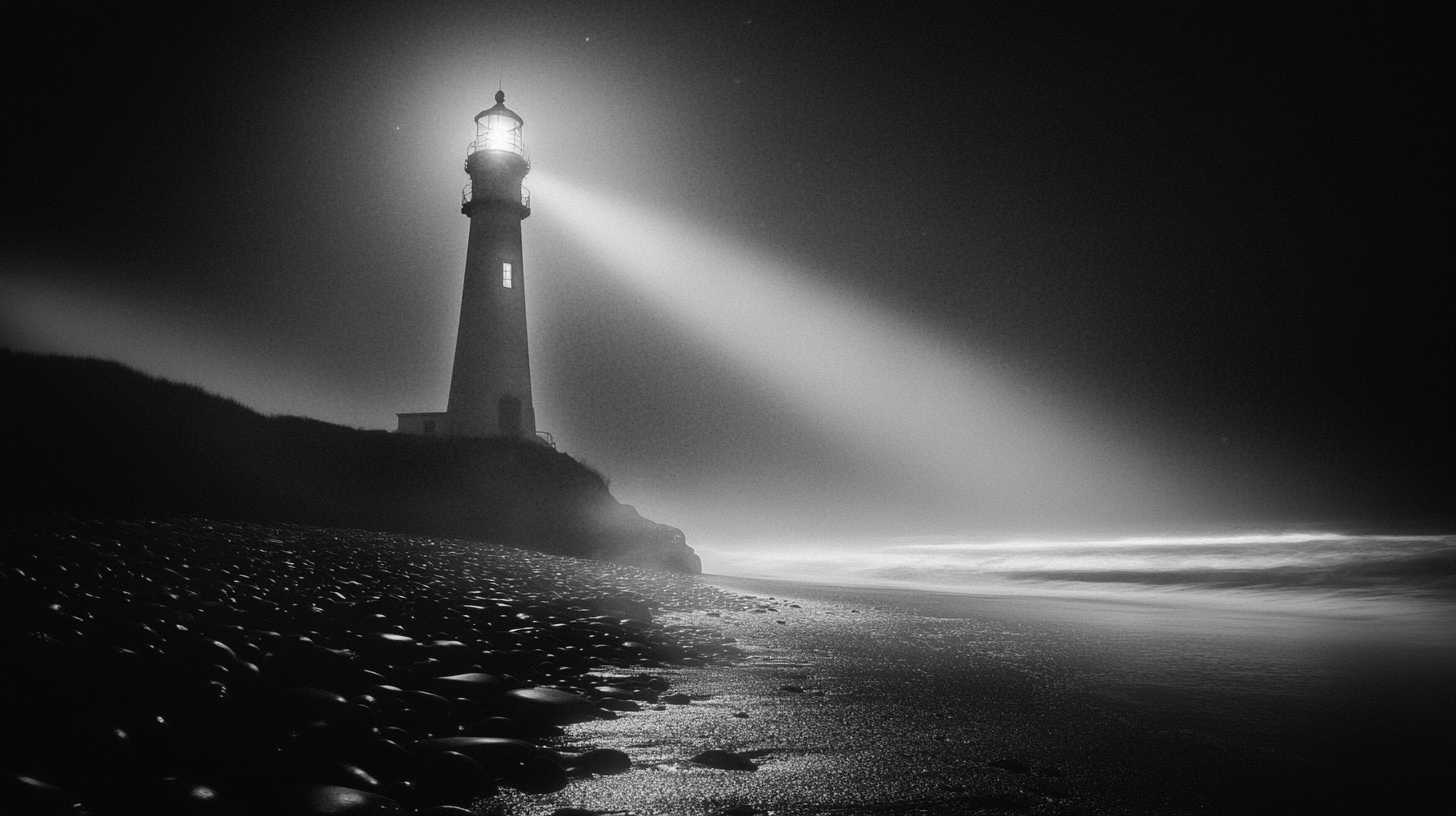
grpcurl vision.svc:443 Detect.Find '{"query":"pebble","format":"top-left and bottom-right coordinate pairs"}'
top-left (275, 687), bottom-right (352, 726)
top-left (413, 750), bottom-right (497, 806)
top-left (121, 775), bottom-right (237, 815)
top-left (503, 754), bottom-right (571, 794)
top-left (347, 738), bottom-right (418, 781)
top-left (574, 747), bottom-right (633, 775)
top-left (269, 784), bottom-right (406, 815)
top-left (424, 672), bottom-right (505, 699)
top-left (460, 716), bottom-right (535, 738)
top-left (0, 515), bottom-right (745, 815)
top-left (690, 749), bottom-right (759, 771)
top-left (3, 774), bottom-right (83, 815)
top-left (500, 687), bottom-right (602, 725)
top-left (407, 735), bottom-right (540, 761)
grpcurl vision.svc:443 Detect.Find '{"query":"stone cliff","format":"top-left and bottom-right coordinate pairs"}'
top-left (1, 349), bottom-right (700, 574)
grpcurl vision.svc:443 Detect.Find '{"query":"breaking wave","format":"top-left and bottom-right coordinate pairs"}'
top-left (702, 532), bottom-right (1456, 613)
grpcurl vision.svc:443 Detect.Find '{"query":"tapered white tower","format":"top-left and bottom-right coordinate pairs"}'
top-left (442, 90), bottom-right (536, 438)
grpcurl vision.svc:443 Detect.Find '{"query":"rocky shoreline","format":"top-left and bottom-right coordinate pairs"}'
top-left (11, 515), bottom-right (1448, 815)
top-left (0, 515), bottom-right (743, 815)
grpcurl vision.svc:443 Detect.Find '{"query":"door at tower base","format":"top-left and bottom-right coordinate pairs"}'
top-left (497, 395), bottom-right (522, 436)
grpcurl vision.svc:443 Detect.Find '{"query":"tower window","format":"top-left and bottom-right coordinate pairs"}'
top-left (502, 261), bottom-right (513, 288)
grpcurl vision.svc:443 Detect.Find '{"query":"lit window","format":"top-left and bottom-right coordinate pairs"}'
top-left (502, 261), bottom-right (513, 288)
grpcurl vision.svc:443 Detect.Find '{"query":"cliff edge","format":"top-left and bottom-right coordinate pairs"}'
top-left (0, 349), bottom-right (700, 574)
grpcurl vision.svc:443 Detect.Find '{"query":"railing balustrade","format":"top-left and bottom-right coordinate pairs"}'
top-left (461, 182), bottom-right (530, 210)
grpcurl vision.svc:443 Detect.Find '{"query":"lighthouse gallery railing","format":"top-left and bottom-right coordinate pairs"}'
top-left (462, 182), bottom-right (530, 210)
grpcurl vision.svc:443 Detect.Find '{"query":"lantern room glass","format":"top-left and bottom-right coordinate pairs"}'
top-left (477, 111), bottom-right (524, 157)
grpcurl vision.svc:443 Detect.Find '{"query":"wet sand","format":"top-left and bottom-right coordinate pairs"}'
top-left (513, 575), bottom-right (1456, 815)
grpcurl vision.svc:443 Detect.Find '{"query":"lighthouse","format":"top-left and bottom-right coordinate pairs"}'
top-left (397, 91), bottom-right (538, 439)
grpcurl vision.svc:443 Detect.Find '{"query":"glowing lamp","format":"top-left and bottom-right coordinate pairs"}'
top-left (471, 90), bottom-right (526, 160)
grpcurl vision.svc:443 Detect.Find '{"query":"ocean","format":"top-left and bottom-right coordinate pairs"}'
top-left (698, 530), bottom-right (1456, 630)
top-left (677, 531), bottom-right (1456, 813)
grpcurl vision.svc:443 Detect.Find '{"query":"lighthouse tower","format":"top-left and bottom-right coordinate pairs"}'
top-left (444, 90), bottom-right (536, 438)
top-left (398, 90), bottom-right (538, 439)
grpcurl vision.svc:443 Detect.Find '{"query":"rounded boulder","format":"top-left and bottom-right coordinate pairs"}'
top-left (498, 687), bottom-right (599, 725)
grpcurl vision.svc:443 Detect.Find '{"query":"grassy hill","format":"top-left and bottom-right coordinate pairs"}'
top-left (1, 349), bottom-right (700, 573)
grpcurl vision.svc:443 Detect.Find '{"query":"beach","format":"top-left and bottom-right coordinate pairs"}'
top-left (3, 518), bottom-right (1452, 815)
top-left (0, 515), bottom-right (735, 815)
top-left (506, 576), bottom-right (1456, 815)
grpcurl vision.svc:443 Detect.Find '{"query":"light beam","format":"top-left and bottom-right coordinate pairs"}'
top-left (531, 172), bottom-right (1199, 538)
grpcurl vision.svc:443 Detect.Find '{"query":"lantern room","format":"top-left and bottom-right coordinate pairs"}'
top-left (469, 90), bottom-right (528, 164)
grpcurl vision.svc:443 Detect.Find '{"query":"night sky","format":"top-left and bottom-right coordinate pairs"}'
top-left (5, 3), bottom-right (1451, 550)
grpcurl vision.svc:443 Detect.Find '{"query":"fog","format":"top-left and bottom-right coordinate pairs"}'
top-left (533, 172), bottom-right (1210, 544)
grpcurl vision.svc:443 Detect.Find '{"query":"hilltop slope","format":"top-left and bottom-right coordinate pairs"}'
top-left (1, 349), bottom-right (700, 573)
